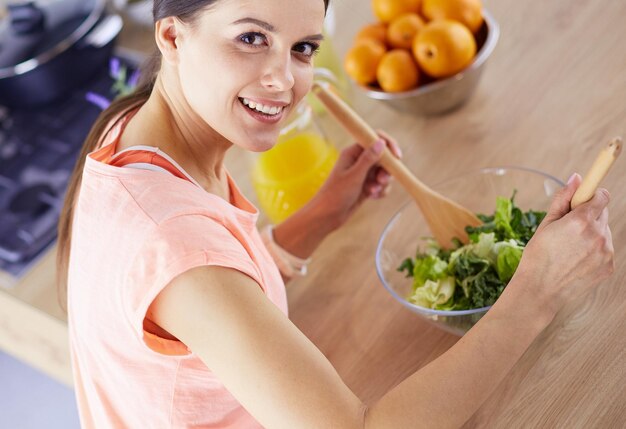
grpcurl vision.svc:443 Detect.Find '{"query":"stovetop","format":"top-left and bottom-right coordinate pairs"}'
top-left (0, 53), bottom-right (138, 283)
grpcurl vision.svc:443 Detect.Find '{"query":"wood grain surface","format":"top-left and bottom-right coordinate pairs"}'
top-left (285, 1), bottom-right (626, 428)
top-left (0, 0), bottom-right (624, 426)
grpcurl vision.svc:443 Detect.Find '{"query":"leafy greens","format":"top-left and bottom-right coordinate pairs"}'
top-left (398, 193), bottom-right (546, 311)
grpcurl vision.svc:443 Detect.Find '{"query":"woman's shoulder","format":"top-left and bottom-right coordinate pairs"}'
top-left (119, 172), bottom-right (229, 226)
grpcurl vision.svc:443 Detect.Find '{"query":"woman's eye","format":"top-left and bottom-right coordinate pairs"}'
top-left (293, 42), bottom-right (320, 58)
top-left (240, 32), bottom-right (267, 46)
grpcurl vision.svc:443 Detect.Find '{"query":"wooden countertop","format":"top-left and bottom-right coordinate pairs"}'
top-left (1, 0), bottom-right (624, 426)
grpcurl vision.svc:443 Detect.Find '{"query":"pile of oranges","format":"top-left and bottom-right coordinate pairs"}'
top-left (344, 0), bottom-right (483, 93)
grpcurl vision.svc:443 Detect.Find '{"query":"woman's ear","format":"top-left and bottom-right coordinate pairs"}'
top-left (155, 17), bottom-right (182, 65)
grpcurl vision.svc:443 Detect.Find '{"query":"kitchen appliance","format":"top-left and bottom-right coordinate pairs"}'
top-left (0, 0), bottom-right (122, 107)
top-left (0, 49), bottom-right (141, 286)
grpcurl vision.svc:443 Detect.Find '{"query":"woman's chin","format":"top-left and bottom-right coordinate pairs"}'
top-left (251, 141), bottom-right (277, 153)
top-left (241, 134), bottom-right (280, 153)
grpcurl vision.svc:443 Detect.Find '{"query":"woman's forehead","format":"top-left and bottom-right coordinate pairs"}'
top-left (201, 0), bottom-right (326, 31)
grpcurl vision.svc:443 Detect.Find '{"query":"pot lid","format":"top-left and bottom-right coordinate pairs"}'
top-left (0, 0), bottom-right (105, 78)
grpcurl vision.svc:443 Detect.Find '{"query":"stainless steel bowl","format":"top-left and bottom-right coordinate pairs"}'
top-left (361, 10), bottom-right (500, 116)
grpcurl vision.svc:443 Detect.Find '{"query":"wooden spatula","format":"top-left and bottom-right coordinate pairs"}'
top-left (571, 137), bottom-right (622, 209)
top-left (311, 82), bottom-right (481, 248)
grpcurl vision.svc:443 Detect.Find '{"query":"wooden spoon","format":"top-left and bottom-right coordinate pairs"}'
top-left (571, 137), bottom-right (622, 209)
top-left (311, 82), bottom-right (481, 248)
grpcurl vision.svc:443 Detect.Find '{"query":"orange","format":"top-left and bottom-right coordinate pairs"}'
top-left (376, 49), bottom-right (420, 92)
top-left (372, 0), bottom-right (421, 23)
top-left (413, 19), bottom-right (476, 78)
top-left (344, 39), bottom-right (387, 85)
top-left (355, 22), bottom-right (388, 46)
top-left (422, 0), bottom-right (484, 33)
top-left (387, 13), bottom-right (426, 49)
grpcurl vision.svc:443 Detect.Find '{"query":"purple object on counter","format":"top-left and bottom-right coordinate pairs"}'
top-left (128, 69), bottom-right (141, 88)
top-left (109, 57), bottom-right (122, 79)
top-left (85, 92), bottom-right (111, 110)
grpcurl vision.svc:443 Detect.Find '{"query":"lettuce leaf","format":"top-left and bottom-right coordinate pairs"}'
top-left (448, 237), bottom-right (504, 308)
top-left (399, 192), bottom-right (546, 311)
top-left (412, 254), bottom-right (448, 288)
top-left (495, 244), bottom-right (523, 282)
top-left (495, 197), bottom-right (516, 239)
top-left (466, 192), bottom-right (546, 245)
top-left (408, 277), bottom-right (456, 309)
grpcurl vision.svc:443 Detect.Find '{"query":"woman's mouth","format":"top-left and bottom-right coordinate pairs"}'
top-left (240, 98), bottom-right (285, 116)
top-left (239, 97), bottom-right (289, 125)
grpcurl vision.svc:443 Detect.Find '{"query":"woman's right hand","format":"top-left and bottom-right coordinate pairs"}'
top-left (515, 173), bottom-right (615, 316)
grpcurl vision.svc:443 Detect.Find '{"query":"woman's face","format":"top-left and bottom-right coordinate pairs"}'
top-left (171, 0), bottom-right (326, 152)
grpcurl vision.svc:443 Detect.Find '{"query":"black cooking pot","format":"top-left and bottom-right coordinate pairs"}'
top-left (0, 0), bottom-right (123, 108)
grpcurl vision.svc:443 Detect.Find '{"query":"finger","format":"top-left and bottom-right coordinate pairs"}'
top-left (364, 170), bottom-right (391, 196)
top-left (544, 173), bottom-right (582, 223)
top-left (368, 183), bottom-right (383, 195)
top-left (376, 168), bottom-right (391, 185)
top-left (370, 190), bottom-right (384, 199)
top-left (580, 188), bottom-right (611, 220)
top-left (350, 139), bottom-right (385, 180)
top-left (363, 165), bottom-right (379, 187)
top-left (367, 182), bottom-right (393, 200)
top-left (605, 225), bottom-right (614, 255)
top-left (602, 225), bottom-right (615, 276)
top-left (375, 129), bottom-right (403, 159)
top-left (334, 143), bottom-right (365, 170)
top-left (596, 206), bottom-right (608, 225)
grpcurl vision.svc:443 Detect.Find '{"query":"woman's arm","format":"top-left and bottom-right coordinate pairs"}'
top-left (150, 262), bottom-right (553, 429)
top-left (149, 178), bottom-right (613, 428)
top-left (271, 196), bottom-right (338, 260)
top-left (363, 269), bottom-right (550, 427)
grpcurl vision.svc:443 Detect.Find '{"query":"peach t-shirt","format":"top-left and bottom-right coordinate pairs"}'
top-left (67, 113), bottom-right (287, 428)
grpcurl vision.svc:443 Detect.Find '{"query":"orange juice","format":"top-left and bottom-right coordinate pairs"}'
top-left (252, 131), bottom-right (338, 223)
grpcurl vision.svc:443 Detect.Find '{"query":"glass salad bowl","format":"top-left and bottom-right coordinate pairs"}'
top-left (375, 167), bottom-right (564, 336)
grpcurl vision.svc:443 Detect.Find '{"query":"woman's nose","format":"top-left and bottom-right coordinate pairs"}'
top-left (260, 51), bottom-right (295, 91)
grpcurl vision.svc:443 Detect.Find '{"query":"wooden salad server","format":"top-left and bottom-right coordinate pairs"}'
top-left (571, 137), bottom-right (622, 209)
top-left (311, 82), bottom-right (481, 248)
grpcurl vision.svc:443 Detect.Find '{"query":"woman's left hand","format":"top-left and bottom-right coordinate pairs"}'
top-left (311, 130), bottom-right (402, 230)
top-left (271, 130), bottom-right (401, 262)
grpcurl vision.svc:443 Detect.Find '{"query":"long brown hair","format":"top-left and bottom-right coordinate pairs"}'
top-left (56, 0), bottom-right (330, 305)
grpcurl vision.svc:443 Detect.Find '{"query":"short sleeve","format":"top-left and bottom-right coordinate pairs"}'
top-left (122, 214), bottom-right (263, 356)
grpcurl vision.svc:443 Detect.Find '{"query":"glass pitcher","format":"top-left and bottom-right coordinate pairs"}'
top-left (251, 102), bottom-right (338, 224)
top-left (307, 3), bottom-right (352, 114)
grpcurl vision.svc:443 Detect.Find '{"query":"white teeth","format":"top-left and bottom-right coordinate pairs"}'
top-left (241, 98), bottom-right (283, 116)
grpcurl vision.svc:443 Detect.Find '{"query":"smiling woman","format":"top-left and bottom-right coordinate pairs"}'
top-left (55, 0), bottom-right (614, 428)
top-left (59, 0), bottom-right (332, 286)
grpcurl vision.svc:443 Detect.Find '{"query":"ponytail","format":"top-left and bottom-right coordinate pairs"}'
top-left (56, 53), bottom-right (161, 308)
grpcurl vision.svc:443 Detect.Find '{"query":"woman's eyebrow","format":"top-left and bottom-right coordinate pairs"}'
top-left (304, 34), bottom-right (325, 41)
top-left (231, 17), bottom-right (324, 41)
top-left (232, 18), bottom-right (276, 32)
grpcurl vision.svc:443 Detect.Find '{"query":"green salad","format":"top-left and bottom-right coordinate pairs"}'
top-left (398, 193), bottom-right (546, 310)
